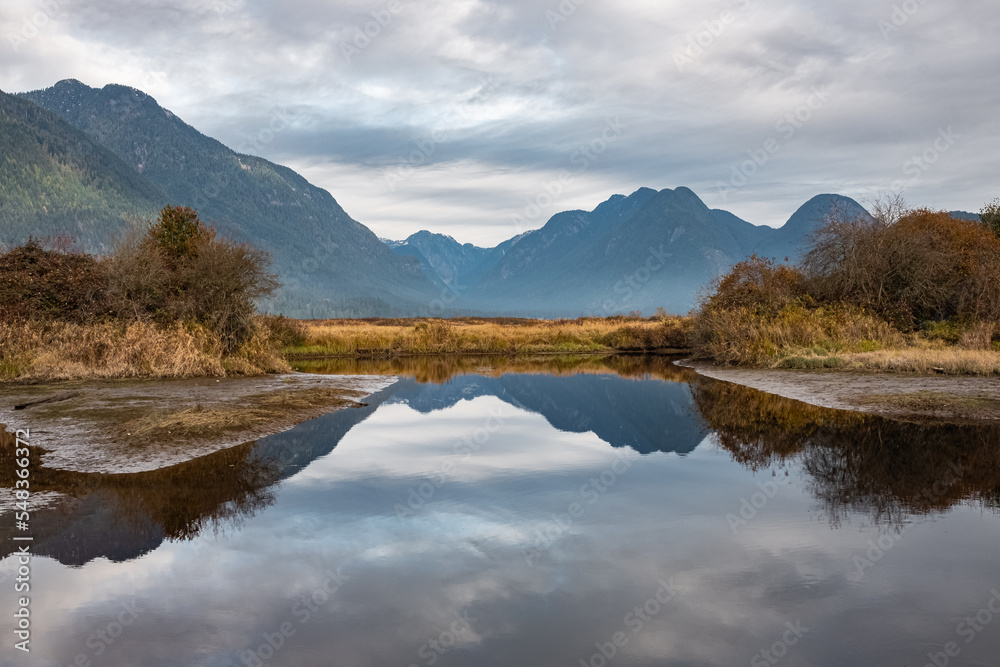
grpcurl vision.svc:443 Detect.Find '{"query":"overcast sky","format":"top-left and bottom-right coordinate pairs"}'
top-left (2, 0), bottom-right (998, 245)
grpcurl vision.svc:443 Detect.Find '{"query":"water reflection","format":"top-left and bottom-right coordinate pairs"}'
top-left (1, 355), bottom-right (999, 667)
top-left (691, 377), bottom-right (1000, 527)
top-left (0, 429), bottom-right (280, 564)
top-left (292, 353), bottom-right (695, 384)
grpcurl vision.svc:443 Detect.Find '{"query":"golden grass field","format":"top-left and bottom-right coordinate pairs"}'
top-left (0, 320), bottom-right (289, 382)
top-left (691, 304), bottom-right (1000, 375)
top-left (283, 316), bottom-right (693, 358)
top-left (1, 312), bottom-right (998, 383)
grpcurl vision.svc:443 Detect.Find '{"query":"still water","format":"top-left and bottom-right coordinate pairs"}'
top-left (2, 356), bottom-right (1000, 667)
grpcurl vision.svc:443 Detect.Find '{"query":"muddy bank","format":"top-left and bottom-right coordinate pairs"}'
top-left (680, 361), bottom-right (1000, 424)
top-left (0, 373), bottom-right (395, 475)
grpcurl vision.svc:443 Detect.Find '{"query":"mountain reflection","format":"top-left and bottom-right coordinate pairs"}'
top-left (3, 355), bottom-right (1000, 567)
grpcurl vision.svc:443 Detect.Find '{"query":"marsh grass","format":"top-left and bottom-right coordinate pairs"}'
top-left (285, 316), bottom-right (693, 358)
top-left (0, 320), bottom-right (290, 382)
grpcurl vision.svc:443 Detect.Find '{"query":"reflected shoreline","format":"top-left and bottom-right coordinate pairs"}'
top-left (2, 354), bottom-right (998, 565)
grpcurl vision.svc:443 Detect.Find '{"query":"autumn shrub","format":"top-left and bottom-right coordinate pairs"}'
top-left (700, 254), bottom-right (806, 316)
top-left (0, 207), bottom-right (283, 380)
top-left (0, 239), bottom-right (112, 322)
top-left (693, 203), bottom-right (1000, 368)
top-left (803, 208), bottom-right (1000, 324)
top-left (107, 206), bottom-right (279, 350)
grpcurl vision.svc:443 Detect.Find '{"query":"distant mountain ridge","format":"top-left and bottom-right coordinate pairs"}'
top-left (5, 78), bottom-right (875, 317)
top-left (389, 188), bottom-right (867, 315)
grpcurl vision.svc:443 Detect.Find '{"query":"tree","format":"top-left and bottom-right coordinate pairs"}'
top-left (981, 198), bottom-right (1000, 238)
top-left (148, 205), bottom-right (213, 261)
top-left (108, 206), bottom-right (279, 349)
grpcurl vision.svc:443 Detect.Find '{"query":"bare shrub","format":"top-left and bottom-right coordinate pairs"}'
top-left (109, 206), bottom-right (279, 351)
top-left (803, 208), bottom-right (1000, 324)
top-left (105, 223), bottom-right (168, 320)
top-left (699, 254), bottom-right (805, 315)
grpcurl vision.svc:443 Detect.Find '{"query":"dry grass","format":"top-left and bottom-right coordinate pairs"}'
top-left (0, 319), bottom-right (289, 382)
top-left (692, 303), bottom-right (1000, 375)
top-left (838, 349), bottom-right (1000, 375)
top-left (285, 316), bottom-right (692, 357)
top-left (692, 304), bottom-right (905, 366)
top-left (120, 387), bottom-right (363, 444)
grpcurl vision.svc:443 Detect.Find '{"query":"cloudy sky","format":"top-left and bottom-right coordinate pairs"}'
top-left (2, 0), bottom-right (998, 245)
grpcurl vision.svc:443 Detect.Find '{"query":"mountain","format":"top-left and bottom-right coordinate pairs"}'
top-left (950, 210), bottom-right (980, 222)
top-left (0, 87), bottom-right (167, 249)
top-left (455, 188), bottom-right (866, 316)
top-left (5, 79), bottom-right (872, 318)
top-left (390, 373), bottom-right (707, 455)
top-left (18, 79), bottom-right (442, 317)
top-left (387, 229), bottom-right (532, 290)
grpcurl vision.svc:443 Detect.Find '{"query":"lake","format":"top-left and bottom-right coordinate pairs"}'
top-left (2, 356), bottom-right (999, 667)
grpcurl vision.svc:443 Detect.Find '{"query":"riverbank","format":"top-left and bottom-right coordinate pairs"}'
top-left (681, 360), bottom-right (1000, 424)
top-left (0, 373), bottom-right (394, 476)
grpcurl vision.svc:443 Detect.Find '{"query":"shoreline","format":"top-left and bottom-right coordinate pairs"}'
top-left (0, 373), bottom-right (396, 476)
top-left (679, 360), bottom-right (1000, 424)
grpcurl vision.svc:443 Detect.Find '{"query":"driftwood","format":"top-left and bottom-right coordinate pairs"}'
top-left (14, 391), bottom-right (81, 410)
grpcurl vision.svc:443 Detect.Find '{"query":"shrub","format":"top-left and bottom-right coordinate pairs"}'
top-left (109, 207), bottom-right (279, 350)
top-left (803, 208), bottom-right (1000, 324)
top-left (982, 198), bottom-right (1000, 238)
top-left (700, 254), bottom-right (805, 316)
top-left (0, 239), bottom-right (111, 323)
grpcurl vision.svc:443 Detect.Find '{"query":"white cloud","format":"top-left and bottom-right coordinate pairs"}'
top-left (3, 0), bottom-right (999, 245)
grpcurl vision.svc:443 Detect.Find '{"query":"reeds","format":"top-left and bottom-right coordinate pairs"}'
top-left (0, 319), bottom-right (290, 382)
top-left (285, 316), bottom-right (692, 358)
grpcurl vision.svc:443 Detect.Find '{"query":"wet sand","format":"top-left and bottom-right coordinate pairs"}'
top-left (0, 373), bottom-right (395, 475)
top-left (680, 361), bottom-right (1000, 424)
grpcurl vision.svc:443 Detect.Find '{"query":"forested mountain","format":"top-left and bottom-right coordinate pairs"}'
top-left (0, 87), bottom-right (166, 249)
top-left (19, 79), bottom-right (442, 317)
top-left (390, 188), bottom-right (866, 316)
top-left (4, 78), bottom-right (871, 318)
